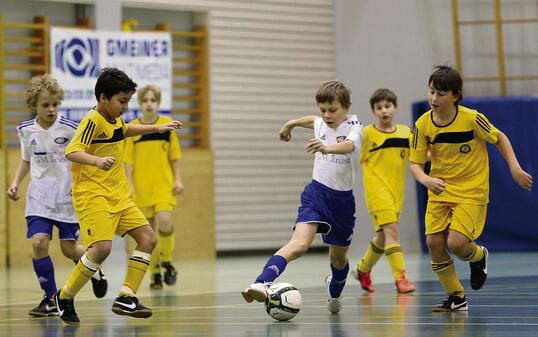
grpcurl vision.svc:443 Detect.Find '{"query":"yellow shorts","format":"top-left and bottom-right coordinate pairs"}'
top-left (138, 202), bottom-right (174, 220)
top-left (425, 201), bottom-right (487, 241)
top-left (369, 210), bottom-right (400, 232)
top-left (80, 205), bottom-right (149, 247)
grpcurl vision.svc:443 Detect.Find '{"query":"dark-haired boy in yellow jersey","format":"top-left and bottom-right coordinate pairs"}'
top-left (351, 88), bottom-right (416, 294)
top-left (125, 84), bottom-right (183, 290)
top-left (54, 68), bottom-right (182, 325)
top-left (410, 65), bottom-right (533, 312)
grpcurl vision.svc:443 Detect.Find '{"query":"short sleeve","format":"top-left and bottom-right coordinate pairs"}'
top-left (410, 119), bottom-right (428, 164)
top-left (17, 127), bottom-right (30, 161)
top-left (346, 121), bottom-right (363, 155)
top-left (474, 112), bottom-right (500, 144)
top-left (169, 130), bottom-right (182, 160)
top-left (66, 117), bottom-right (97, 155)
top-left (124, 135), bottom-right (134, 164)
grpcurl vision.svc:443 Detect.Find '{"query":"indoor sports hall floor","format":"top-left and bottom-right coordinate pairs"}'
top-left (1, 251), bottom-right (537, 337)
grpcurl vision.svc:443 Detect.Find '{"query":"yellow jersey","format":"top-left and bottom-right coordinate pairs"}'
top-left (361, 124), bottom-right (410, 213)
top-left (410, 105), bottom-right (500, 204)
top-left (124, 115), bottom-right (182, 207)
top-left (66, 109), bottom-right (132, 216)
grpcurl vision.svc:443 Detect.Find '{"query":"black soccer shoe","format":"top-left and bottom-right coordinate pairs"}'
top-left (150, 273), bottom-right (163, 290)
top-left (162, 262), bottom-right (177, 286)
top-left (111, 295), bottom-right (152, 318)
top-left (90, 267), bottom-right (108, 298)
top-left (470, 246), bottom-right (488, 290)
top-left (54, 290), bottom-right (80, 325)
top-left (29, 295), bottom-right (58, 317)
top-left (432, 295), bottom-right (468, 312)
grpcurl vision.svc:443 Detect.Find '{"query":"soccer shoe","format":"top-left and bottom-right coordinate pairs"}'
top-left (90, 267), bottom-right (108, 298)
top-left (432, 295), bottom-right (468, 312)
top-left (241, 283), bottom-right (268, 303)
top-left (395, 273), bottom-right (416, 294)
top-left (28, 295), bottom-right (58, 317)
top-left (54, 290), bottom-right (80, 325)
top-left (111, 295), bottom-right (152, 318)
top-left (161, 262), bottom-right (177, 286)
top-left (470, 246), bottom-right (488, 290)
top-left (325, 275), bottom-right (343, 314)
top-left (350, 267), bottom-right (375, 293)
top-left (150, 273), bottom-right (163, 290)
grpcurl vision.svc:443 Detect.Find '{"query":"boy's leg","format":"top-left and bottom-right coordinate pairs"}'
top-left (327, 245), bottom-right (349, 314)
top-left (155, 209), bottom-right (177, 286)
top-left (382, 222), bottom-right (416, 293)
top-left (352, 235), bottom-right (383, 293)
top-left (31, 234), bottom-right (57, 300)
top-left (241, 222), bottom-right (318, 303)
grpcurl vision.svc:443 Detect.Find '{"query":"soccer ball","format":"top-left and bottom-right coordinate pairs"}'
top-left (264, 282), bottom-right (302, 321)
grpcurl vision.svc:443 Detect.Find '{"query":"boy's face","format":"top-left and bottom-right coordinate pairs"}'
top-left (101, 91), bottom-right (133, 118)
top-left (428, 84), bottom-right (458, 114)
top-left (372, 99), bottom-right (397, 125)
top-left (35, 91), bottom-right (60, 124)
top-left (318, 100), bottom-right (349, 128)
top-left (140, 90), bottom-right (159, 117)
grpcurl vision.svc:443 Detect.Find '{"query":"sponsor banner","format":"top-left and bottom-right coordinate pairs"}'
top-left (50, 27), bottom-right (172, 122)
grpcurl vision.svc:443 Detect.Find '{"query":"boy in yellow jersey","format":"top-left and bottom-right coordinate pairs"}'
top-left (124, 84), bottom-right (183, 290)
top-left (351, 89), bottom-right (416, 294)
top-left (54, 68), bottom-right (181, 325)
top-left (410, 65), bottom-right (533, 312)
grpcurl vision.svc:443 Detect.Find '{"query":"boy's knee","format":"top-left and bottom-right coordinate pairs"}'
top-left (32, 236), bottom-right (49, 254)
top-left (426, 234), bottom-right (444, 252)
top-left (289, 239), bottom-right (309, 257)
top-left (330, 255), bottom-right (348, 269)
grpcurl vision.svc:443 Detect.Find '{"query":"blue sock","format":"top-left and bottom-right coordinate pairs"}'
top-left (329, 262), bottom-right (349, 298)
top-left (32, 256), bottom-right (57, 299)
top-left (254, 255), bottom-right (288, 284)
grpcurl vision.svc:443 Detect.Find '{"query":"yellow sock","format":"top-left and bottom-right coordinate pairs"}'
top-left (358, 239), bottom-right (384, 272)
top-left (122, 250), bottom-right (151, 295)
top-left (158, 229), bottom-right (175, 263)
top-left (61, 254), bottom-right (99, 299)
top-left (149, 240), bottom-right (161, 274)
top-left (462, 245), bottom-right (485, 263)
top-left (385, 243), bottom-right (406, 281)
top-left (431, 259), bottom-right (464, 297)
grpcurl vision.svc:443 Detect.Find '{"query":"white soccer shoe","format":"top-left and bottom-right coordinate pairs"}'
top-left (241, 283), bottom-right (268, 303)
top-left (325, 275), bottom-right (343, 314)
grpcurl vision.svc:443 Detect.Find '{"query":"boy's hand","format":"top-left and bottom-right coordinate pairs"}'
top-left (423, 176), bottom-right (446, 195)
top-left (511, 167), bottom-right (533, 191)
top-left (305, 139), bottom-right (327, 154)
top-left (7, 184), bottom-right (20, 201)
top-left (173, 180), bottom-right (184, 195)
top-left (96, 156), bottom-right (116, 170)
top-left (157, 121), bottom-right (182, 133)
top-left (279, 124), bottom-right (293, 142)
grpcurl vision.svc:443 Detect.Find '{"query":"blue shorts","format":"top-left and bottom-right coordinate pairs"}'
top-left (295, 180), bottom-right (356, 247)
top-left (26, 216), bottom-right (80, 241)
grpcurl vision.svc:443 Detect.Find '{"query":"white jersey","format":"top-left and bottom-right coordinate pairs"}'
top-left (17, 115), bottom-right (78, 223)
top-left (312, 115), bottom-right (363, 191)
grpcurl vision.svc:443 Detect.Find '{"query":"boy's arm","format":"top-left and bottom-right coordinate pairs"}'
top-left (124, 163), bottom-right (134, 197)
top-left (305, 139), bottom-right (355, 154)
top-left (170, 159), bottom-right (184, 195)
top-left (125, 120), bottom-right (182, 138)
top-left (279, 115), bottom-right (317, 142)
top-left (495, 131), bottom-right (533, 191)
top-left (7, 159), bottom-right (30, 201)
top-left (409, 162), bottom-right (446, 195)
top-left (66, 151), bottom-right (116, 171)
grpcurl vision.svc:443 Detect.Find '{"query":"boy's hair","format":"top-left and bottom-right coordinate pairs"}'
top-left (369, 88), bottom-right (397, 109)
top-left (137, 84), bottom-right (161, 105)
top-left (315, 80), bottom-right (351, 109)
top-left (95, 67), bottom-right (137, 101)
top-left (428, 64), bottom-right (463, 104)
top-left (26, 74), bottom-right (64, 113)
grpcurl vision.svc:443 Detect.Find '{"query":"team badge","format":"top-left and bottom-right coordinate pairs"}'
top-left (55, 137), bottom-right (69, 144)
top-left (336, 136), bottom-right (346, 143)
top-left (460, 144), bottom-right (471, 153)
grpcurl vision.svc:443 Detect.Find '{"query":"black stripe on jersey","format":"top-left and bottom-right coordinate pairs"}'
top-left (413, 128), bottom-right (419, 149)
top-left (369, 138), bottom-right (409, 152)
top-left (91, 127), bottom-right (125, 144)
top-left (133, 131), bottom-right (171, 143)
top-left (476, 114), bottom-right (491, 133)
top-left (430, 130), bottom-right (474, 144)
top-left (81, 121), bottom-right (96, 145)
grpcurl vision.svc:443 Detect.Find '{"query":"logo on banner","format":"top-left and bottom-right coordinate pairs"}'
top-left (55, 37), bottom-right (100, 77)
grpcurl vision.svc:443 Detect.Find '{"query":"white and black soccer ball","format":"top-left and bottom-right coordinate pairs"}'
top-left (264, 282), bottom-right (302, 321)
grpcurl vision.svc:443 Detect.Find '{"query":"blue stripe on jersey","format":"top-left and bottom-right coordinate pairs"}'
top-left (60, 116), bottom-right (78, 127)
top-left (59, 120), bottom-right (78, 129)
top-left (18, 119), bottom-right (35, 130)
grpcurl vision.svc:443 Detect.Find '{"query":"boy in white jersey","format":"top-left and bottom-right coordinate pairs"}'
top-left (7, 75), bottom-right (107, 317)
top-left (351, 89), bottom-right (416, 294)
top-left (241, 80), bottom-right (363, 314)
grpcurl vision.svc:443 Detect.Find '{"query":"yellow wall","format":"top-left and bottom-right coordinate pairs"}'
top-left (2, 148), bottom-right (215, 268)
